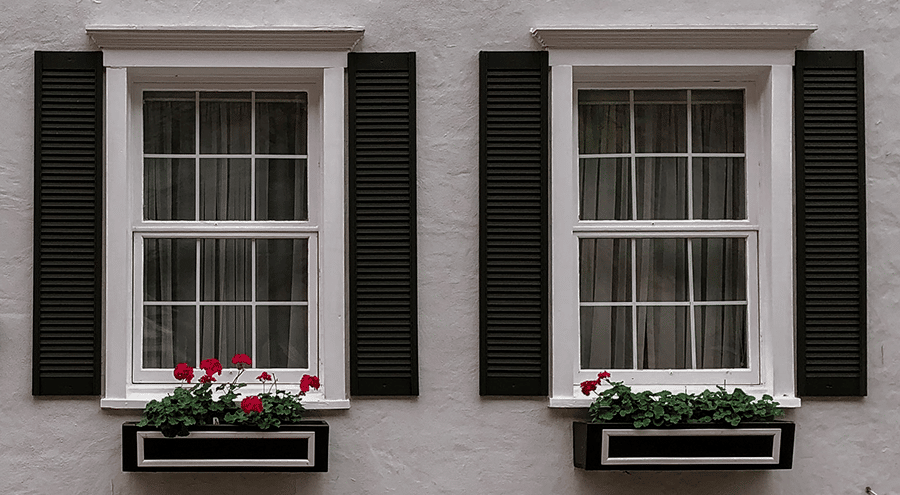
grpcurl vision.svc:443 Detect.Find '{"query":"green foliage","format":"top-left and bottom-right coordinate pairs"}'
top-left (223, 390), bottom-right (307, 430)
top-left (587, 381), bottom-right (783, 428)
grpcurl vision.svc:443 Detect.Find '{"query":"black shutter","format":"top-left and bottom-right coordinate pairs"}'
top-left (348, 53), bottom-right (418, 396)
top-left (479, 51), bottom-right (549, 396)
top-left (33, 51), bottom-right (103, 395)
top-left (795, 50), bottom-right (867, 396)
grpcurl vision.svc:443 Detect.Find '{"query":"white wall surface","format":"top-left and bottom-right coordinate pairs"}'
top-left (1, 0), bottom-right (897, 493)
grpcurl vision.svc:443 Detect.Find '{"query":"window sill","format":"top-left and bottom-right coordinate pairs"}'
top-left (550, 388), bottom-right (801, 409)
top-left (102, 389), bottom-right (350, 410)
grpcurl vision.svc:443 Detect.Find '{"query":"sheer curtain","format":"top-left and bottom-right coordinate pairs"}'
top-left (578, 89), bottom-right (747, 371)
top-left (142, 91), bottom-right (309, 370)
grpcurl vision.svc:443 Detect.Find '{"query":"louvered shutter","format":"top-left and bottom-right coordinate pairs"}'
top-left (795, 50), bottom-right (867, 396)
top-left (348, 53), bottom-right (418, 396)
top-left (33, 52), bottom-right (103, 395)
top-left (479, 51), bottom-right (549, 396)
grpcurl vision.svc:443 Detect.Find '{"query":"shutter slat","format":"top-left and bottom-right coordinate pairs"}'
top-left (479, 51), bottom-right (549, 396)
top-left (349, 53), bottom-right (418, 396)
top-left (796, 50), bottom-right (866, 397)
top-left (33, 51), bottom-right (103, 396)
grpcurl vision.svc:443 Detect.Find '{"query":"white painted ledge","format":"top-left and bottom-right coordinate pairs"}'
top-left (86, 26), bottom-right (364, 51)
top-left (550, 393), bottom-right (801, 409)
top-left (531, 25), bottom-right (816, 50)
top-left (102, 397), bottom-right (350, 410)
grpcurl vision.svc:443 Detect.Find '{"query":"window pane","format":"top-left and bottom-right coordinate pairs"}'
top-left (201, 239), bottom-right (251, 301)
top-left (579, 90), bottom-right (630, 154)
top-left (144, 158), bottom-right (195, 220)
top-left (693, 157), bottom-right (746, 220)
top-left (256, 159), bottom-right (308, 221)
top-left (144, 238), bottom-right (196, 301)
top-left (580, 306), bottom-right (632, 369)
top-left (695, 305), bottom-right (748, 369)
top-left (200, 92), bottom-right (251, 154)
top-left (200, 305), bottom-right (252, 365)
top-left (636, 306), bottom-right (690, 369)
top-left (256, 239), bottom-right (308, 302)
top-left (692, 90), bottom-right (744, 153)
top-left (580, 238), bottom-right (631, 302)
top-left (580, 158), bottom-right (630, 220)
top-left (257, 306), bottom-right (308, 368)
top-left (200, 158), bottom-right (251, 220)
top-left (633, 90), bottom-right (687, 153)
top-left (143, 91), bottom-right (195, 154)
top-left (635, 157), bottom-right (688, 220)
top-left (692, 238), bottom-right (747, 301)
top-left (255, 92), bottom-right (308, 155)
top-left (143, 306), bottom-right (195, 368)
top-left (635, 238), bottom-right (689, 301)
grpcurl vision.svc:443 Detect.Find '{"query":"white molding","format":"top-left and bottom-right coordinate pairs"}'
top-left (87, 26), bottom-right (364, 52)
top-left (102, 397), bottom-right (351, 410)
top-left (531, 26), bottom-right (816, 50)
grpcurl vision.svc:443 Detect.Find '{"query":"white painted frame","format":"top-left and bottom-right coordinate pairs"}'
top-left (600, 427), bottom-right (782, 466)
top-left (540, 26), bottom-right (810, 408)
top-left (99, 30), bottom-right (357, 409)
top-left (136, 429), bottom-right (317, 468)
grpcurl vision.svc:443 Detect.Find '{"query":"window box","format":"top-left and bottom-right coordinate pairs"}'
top-left (122, 421), bottom-right (328, 472)
top-left (573, 421), bottom-right (794, 470)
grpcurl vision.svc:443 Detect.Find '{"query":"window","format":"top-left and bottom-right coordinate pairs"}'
top-left (136, 90), bottom-right (317, 384)
top-left (537, 26), bottom-right (814, 406)
top-left (92, 27), bottom-right (361, 408)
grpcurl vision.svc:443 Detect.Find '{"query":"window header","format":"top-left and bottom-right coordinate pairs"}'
top-left (531, 26), bottom-right (816, 50)
top-left (86, 26), bottom-right (365, 51)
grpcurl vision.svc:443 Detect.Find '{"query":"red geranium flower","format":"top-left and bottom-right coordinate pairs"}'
top-left (300, 374), bottom-right (321, 393)
top-left (198, 374), bottom-right (216, 384)
top-left (232, 354), bottom-right (252, 369)
top-left (597, 371), bottom-right (611, 379)
top-left (173, 363), bottom-right (194, 383)
top-left (256, 371), bottom-right (273, 382)
top-left (241, 396), bottom-right (264, 414)
top-left (580, 379), bottom-right (598, 396)
top-left (200, 358), bottom-right (223, 377)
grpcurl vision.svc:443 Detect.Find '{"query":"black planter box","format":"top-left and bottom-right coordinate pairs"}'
top-left (123, 421), bottom-right (329, 472)
top-left (573, 421), bottom-right (795, 470)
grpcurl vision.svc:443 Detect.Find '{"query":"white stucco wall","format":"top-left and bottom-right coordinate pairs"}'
top-left (1, 0), bottom-right (897, 493)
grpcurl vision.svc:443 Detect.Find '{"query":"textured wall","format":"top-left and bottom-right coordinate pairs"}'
top-left (1, 0), bottom-right (897, 493)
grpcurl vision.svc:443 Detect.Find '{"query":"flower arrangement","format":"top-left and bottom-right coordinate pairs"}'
top-left (137, 353), bottom-right (320, 438)
top-left (580, 372), bottom-right (783, 428)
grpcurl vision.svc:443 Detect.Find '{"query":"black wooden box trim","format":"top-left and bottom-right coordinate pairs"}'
top-left (573, 421), bottom-right (795, 470)
top-left (123, 421), bottom-right (328, 472)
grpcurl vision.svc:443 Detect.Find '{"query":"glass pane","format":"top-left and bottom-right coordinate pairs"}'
top-left (635, 238), bottom-right (689, 301)
top-left (580, 306), bottom-right (632, 369)
top-left (634, 90), bottom-right (687, 153)
top-left (200, 92), bottom-right (251, 154)
top-left (256, 239), bottom-right (308, 302)
top-left (580, 238), bottom-right (631, 302)
top-left (579, 90), bottom-right (630, 154)
top-left (143, 306), bottom-right (195, 368)
top-left (255, 92), bottom-right (308, 155)
top-left (635, 157), bottom-right (688, 220)
top-left (636, 306), bottom-right (690, 369)
top-left (692, 238), bottom-right (747, 301)
top-left (257, 306), bottom-right (308, 368)
top-left (200, 158), bottom-right (251, 220)
top-left (695, 305), bottom-right (748, 369)
top-left (144, 158), bottom-right (195, 220)
top-left (256, 159), bottom-right (308, 221)
top-left (692, 90), bottom-right (744, 153)
top-left (143, 91), bottom-right (195, 154)
top-left (693, 158), bottom-right (746, 220)
top-left (144, 238), bottom-right (196, 301)
top-left (580, 158), bottom-right (631, 220)
top-left (200, 306), bottom-right (252, 365)
top-left (200, 239), bottom-right (251, 301)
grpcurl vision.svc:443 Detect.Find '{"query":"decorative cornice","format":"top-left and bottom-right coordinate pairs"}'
top-left (86, 26), bottom-right (365, 51)
top-left (531, 25), bottom-right (816, 50)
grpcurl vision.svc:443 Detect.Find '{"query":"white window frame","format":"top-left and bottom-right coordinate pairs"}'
top-left (92, 26), bottom-right (363, 409)
top-left (536, 26), bottom-right (816, 408)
